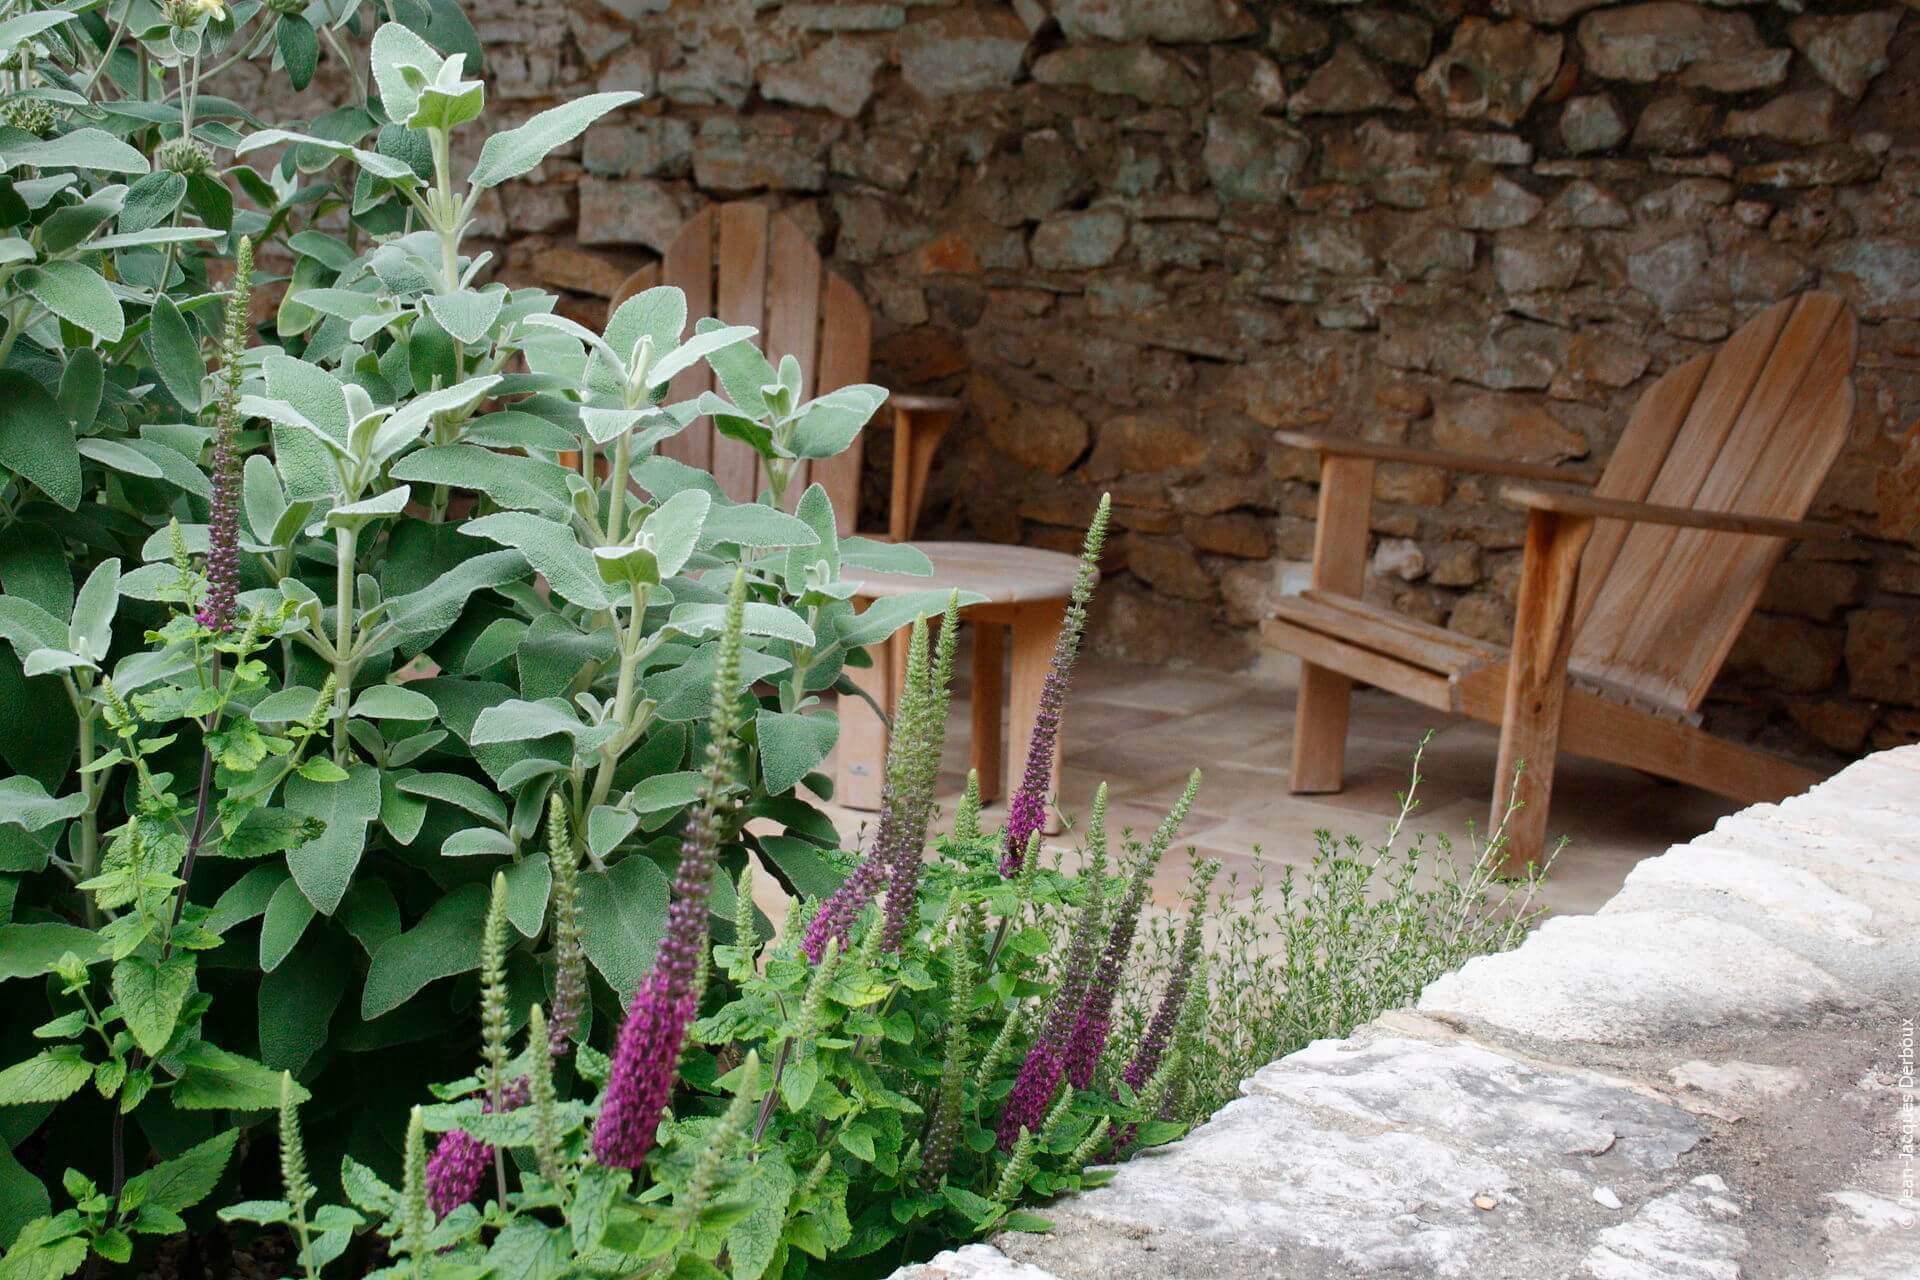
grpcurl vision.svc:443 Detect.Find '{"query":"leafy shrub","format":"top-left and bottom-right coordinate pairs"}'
top-left (211, 507), bottom-right (1228, 1280)
top-left (1119, 744), bottom-right (1556, 1126)
top-left (0, 0), bottom-right (953, 1263)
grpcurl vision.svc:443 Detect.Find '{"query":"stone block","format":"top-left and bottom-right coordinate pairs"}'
top-left (1789, 10), bottom-right (1902, 99)
top-left (577, 178), bottom-right (684, 250)
top-left (760, 38), bottom-right (886, 119)
top-left (969, 370), bottom-right (1089, 477)
top-left (1030, 208), bottom-right (1129, 271)
top-left (898, 9), bottom-right (1030, 97)
top-left (1433, 392), bottom-right (1588, 462)
top-left (1847, 607), bottom-right (1920, 707)
top-left (1054, 0), bottom-right (1256, 44)
top-left (1577, 4), bottom-right (1787, 92)
top-left (1417, 17), bottom-right (1564, 127)
top-left (1033, 45), bottom-right (1204, 107)
top-left (1560, 94), bottom-right (1627, 153)
top-left (1494, 230), bottom-right (1582, 293)
top-left (1202, 116), bottom-right (1312, 204)
top-left (1288, 45), bottom-right (1411, 117)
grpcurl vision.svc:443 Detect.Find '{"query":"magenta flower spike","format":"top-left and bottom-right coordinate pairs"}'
top-left (1001, 496), bottom-right (1109, 876)
top-left (425, 1077), bottom-right (530, 1219)
top-left (1061, 771), bottom-right (1199, 1089)
top-left (591, 574), bottom-right (747, 1168)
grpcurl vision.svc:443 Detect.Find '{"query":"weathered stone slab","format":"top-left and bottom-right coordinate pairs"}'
top-left (1416, 909), bottom-right (1867, 1047)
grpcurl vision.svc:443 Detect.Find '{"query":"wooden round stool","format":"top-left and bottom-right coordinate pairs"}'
top-left (836, 542), bottom-right (1087, 832)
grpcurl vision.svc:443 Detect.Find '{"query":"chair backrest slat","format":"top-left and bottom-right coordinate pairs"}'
top-left (613, 203), bottom-right (870, 535)
top-left (1570, 293), bottom-right (1856, 711)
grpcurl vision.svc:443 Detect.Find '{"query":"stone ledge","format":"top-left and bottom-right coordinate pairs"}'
top-left (893, 746), bottom-right (1920, 1279)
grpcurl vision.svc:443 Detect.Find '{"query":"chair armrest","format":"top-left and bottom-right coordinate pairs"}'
top-left (880, 393), bottom-right (964, 420)
top-left (1500, 483), bottom-right (1852, 541)
top-left (1276, 430), bottom-right (1600, 487)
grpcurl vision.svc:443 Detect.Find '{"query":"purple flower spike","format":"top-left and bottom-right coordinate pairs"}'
top-left (997, 1040), bottom-right (1064, 1153)
top-left (1002, 496), bottom-right (1109, 876)
top-left (804, 851), bottom-right (885, 963)
top-left (425, 1077), bottom-right (530, 1219)
top-left (591, 574), bottom-right (747, 1168)
top-left (196, 237), bottom-right (253, 633)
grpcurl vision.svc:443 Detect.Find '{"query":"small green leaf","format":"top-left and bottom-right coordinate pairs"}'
top-left (122, 1129), bottom-right (238, 1215)
top-left (0, 1050), bottom-right (92, 1105)
top-left (111, 952), bottom-right (196, 1056)
top-left (349, 684), bottom-right (438, 720)
top-left (145, 295), bottom-right (203, 412)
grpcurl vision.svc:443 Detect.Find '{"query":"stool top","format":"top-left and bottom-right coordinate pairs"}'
top-left (851, 541), bottom-right (1084, 605)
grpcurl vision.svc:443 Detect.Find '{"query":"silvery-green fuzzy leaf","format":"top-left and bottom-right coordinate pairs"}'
top-left (0, 776), bottom-right (87, 832)
top-left (469, 697), bottom-right (588, 746)
top-left (790, 385), bottom-right (885, 460)
top-left (325, 486), bottom-right (410, 531)
top-left (68, 558), bottom-right (119, 664)
top-left (467, 91), bottom-right (644, 190)
top-left (85, 226), bottom-right (222, 252)
top-left (0, 372), bottom-right (79, 511)
top-left (441, 827), bottom-right (514, 858)
top-left (699, 316), bottom-right (779, 420)
top-left (835, 589), bottom-right (986, 649)
top-left (19, 260), bottom-right (123, 342)
top-left (292, 287), bottom-right (390, 322)
top-left (423, 289), bottom-right (504, 346)
top-left (461, 512), bottom-right (607, 609)
top-left (258, 879), bottom-right (314, 972)
top-left (519, 312), bottom-right (624, 381)
top-left (122, 434), bottom-right (213, 500)
top-left (502, 852), bottom-right (550, 938)
top-left (639, 488), bottom-right (710, 579)
top-left (382, 549), bottom-right (530, 638)
top-left (119, 171), bottom-right (187, 234)
top-left (1, 128), bottom-right (149, 174)
top-left (349, 685), bottom-right (438, 720)
top-left (0, 236), bottom-right (32, 265)
top-left (361, 880), bottom-right (487, 1019)
top-left (368, 21), bottom-right (446, 133)
top-left (667, 601), bottom-right (814, 646)
top-left (251, 686), bottom-right (325, 724)
top-left (241, 455), bottom-right (286, 546)
top-left (390, 444), bottom-right (571, 519)
top-left (592, 543), bottom-right (659, 588)
top-left (108, 647), bottom-right (194, 696)
top-left (22, 648), bottom-right (91, 678)
top-left (76, 439), bottom-right (163, 480)
top-left (699, 501), bottom-right (818, 550)
top-left (586, 806), bottom-right (639, 860)
top-left (284, 764), bottom-right (381, 916)
top-left (397, 773), bottom-right (507, 828)
top-left (116, 562), bottom-right (188, 603)
top-left (604, 286), bottom-right (686, 372)
top-left (755, 709), bottom-right (838, 798)
top-left (461, 409), bottom-right (579, 452)
top-left (235, 129), bottom-right (420, 185)
top-left (841, 537), bottom-right (932, 576)
top-left (365, 375), bottom-right (502, 466)
top-left (0, 10), bottom-right (78, 52)
top-left (643, 323), bottom-right (757, 390)
top-left (576, 855), bottom-right (668, 997)
top-left (403, 56), bottom-right (485, 132)
top-left (146, 294), bottom-right (203, 412)
top-left (577, 405), bottom-right (646, 446)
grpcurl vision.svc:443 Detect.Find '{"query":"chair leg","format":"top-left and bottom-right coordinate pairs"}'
top-left (970, 620), bottom-right (1006, 804)
top-left (1291, 664), bottom-right (1353, 794)
top-left (1006, 601), bottom-right (1065, 835)
top-left (1491, 509), bottom-right (1594, 877)
top-left (835, 627), bottom-right (898, 811)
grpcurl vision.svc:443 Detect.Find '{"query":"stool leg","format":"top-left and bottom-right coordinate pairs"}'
top-left (836, 630), bottom-right (897, 811)
top-left (970, 620), bottom-right (1006, 804)
top-left (1006, 601), bottom-right (1065, 835)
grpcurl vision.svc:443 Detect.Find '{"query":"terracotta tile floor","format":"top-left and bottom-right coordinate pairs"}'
top-left (822, 651), bottom-right (1749, 920)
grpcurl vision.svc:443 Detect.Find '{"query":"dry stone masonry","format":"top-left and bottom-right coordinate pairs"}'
top-left (238, 1), bottom-right (1920, 761)
top-left (893, 744), bottom-right (1920, 1279)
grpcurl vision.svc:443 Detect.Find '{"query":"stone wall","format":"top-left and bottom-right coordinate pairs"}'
top-left (251, 1), bottom-right (1920, 760)
top-left (892, 744), bottom-right (1920, 1279)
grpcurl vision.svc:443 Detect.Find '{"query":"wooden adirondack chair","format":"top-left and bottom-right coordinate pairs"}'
top-left (1262, 292), bottom-right (1857, 873)
top-left (609, 202), bottom-right (1083, 819)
